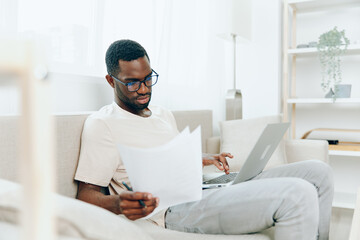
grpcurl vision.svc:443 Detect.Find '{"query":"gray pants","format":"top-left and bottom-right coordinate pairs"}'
top-left (165, 160), bottom-right (334, 240)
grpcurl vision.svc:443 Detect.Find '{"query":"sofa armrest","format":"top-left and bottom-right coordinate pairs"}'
top-left (285, 139), bottom-right (329, 164)
top-left (206, 136), bottom-right (220, 154)
top-left (349, 188), bottom-right (360, 240)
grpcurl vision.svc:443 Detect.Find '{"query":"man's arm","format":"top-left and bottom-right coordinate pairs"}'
top-left (202, 152), bottom-right (233, 174)
top-left (77, 181), bottom-right (159, 220)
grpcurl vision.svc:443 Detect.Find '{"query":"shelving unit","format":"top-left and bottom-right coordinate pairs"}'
top-left (287, 0), bottom-right (360, 12)
top-left (282, 0), bottom-right (360, 210)
top-left (329, 150), bottom-right (360, 157)
top-left (282, 0), bottom-right (360, 138)
top-left (288, 44), bottom-right (360, 56)
top-left (287, 98), bottom-right (360, 104)
top-left (333, 192), bottom-right (357, 209)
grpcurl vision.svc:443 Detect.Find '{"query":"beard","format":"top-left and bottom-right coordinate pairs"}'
top-left (115, 84), bottom-right (152, 112)
top-left (120, 91), bottom-right (151, 110)
top-left (133, 93), bottom-right (151, 110)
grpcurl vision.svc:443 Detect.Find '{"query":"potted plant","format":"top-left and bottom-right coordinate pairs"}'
top-left (317, 26), bottom-right (350, 101)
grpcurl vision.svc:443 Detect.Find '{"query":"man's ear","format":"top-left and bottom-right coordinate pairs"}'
top-left (105, 75), bottom-right (115, 88)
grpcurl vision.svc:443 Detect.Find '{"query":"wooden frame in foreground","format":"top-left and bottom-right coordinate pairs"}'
top-left (0, 39), bottom-right (55, 240)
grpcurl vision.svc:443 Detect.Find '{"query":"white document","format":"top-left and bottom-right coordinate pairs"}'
top-left (117, 127), bottom-right (203, 219)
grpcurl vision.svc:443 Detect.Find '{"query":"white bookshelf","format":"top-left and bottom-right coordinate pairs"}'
top-left (287, 98), bottom-right (360, 104)
top-left (333, 191), bottom-right (357, 209)
top-left (329, 150), bottom-right (360, 157)
top-left (288, 0), bottom-right (360, 12)
top-left (288, 44), bottom-right (360, 56)
top-left (283, 0), bottom-right (360, 214)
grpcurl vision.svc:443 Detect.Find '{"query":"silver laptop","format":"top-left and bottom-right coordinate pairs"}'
top-left (202, 122), bottom-right (290, 189)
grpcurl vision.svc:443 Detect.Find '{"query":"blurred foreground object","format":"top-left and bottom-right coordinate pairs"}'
top-left (0, 38), bottom-right (55, 240)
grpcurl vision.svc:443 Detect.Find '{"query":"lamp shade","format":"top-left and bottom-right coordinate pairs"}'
top-left (231, 0), bottom-right (252, 41)
top-left (218, 0), bottom-right (252, 42)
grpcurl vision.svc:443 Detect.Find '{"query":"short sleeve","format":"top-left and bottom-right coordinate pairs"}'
top-left (74, 116), bottom-right (119, 187)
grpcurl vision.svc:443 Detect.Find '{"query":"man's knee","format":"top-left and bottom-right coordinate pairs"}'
top-left (306, 159), bottom-right (332, 172)
top-left (286, 178), bottom-right (318, 202)
top-left (303, 160), bottom-right (333, 184)
top-left (276, 178), bottom-right (319, 225)
top-left (280, 178), bottom-right (319, 218)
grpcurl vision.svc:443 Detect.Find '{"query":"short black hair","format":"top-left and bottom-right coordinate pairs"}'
top-left (105, 39), bottom-right (150, 76)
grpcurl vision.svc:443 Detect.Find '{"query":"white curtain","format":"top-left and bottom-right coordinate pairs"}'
top-left (154, 0), bottom-right (232, 129)
top-left (102, 0), bottom-right (233, 130)
top-left (0, 0), bottom-right (234, 129)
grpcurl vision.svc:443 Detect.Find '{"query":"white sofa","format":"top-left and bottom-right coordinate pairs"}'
top-left (0, 110), bottom-right (330, 240)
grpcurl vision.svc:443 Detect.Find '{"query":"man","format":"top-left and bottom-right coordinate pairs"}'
top-left (75, 39), bottom-right (333, 240)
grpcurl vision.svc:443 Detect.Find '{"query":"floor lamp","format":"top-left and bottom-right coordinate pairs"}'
top-left (221, 0), bottom-right (252, 120)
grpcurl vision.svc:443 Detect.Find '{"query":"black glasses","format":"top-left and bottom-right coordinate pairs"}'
top-left (111, 69), bottom-right (159, 92)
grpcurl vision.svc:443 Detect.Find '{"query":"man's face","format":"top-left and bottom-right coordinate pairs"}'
top-left (113, 56), bottom-right (152, 113)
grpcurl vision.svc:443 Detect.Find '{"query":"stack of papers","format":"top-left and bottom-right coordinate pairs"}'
top-left (117, 127), bottom-right (203, 218)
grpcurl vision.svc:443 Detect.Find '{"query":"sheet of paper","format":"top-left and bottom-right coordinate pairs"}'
top-left (117, 127), bottom-right (203, 219)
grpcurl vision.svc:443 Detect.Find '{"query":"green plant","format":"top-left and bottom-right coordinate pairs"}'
top-left (317, 26), bottom-right (350, 100)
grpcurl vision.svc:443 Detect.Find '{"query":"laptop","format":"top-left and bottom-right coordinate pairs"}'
top-left (202, 122), bottom-right (290, 189)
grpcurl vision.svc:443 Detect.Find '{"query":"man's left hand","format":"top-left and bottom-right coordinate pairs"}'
top-left (202, 152), bottom-right (233, 174)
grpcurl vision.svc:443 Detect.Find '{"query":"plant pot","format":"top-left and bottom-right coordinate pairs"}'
top-left (325, 84), bottom-right (352, 98)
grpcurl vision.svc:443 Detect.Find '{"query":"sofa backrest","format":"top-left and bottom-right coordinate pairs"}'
top-left (55, 114), bottom-right (90, 197)
top-left (0, 109), bottom-right (213, 198)
top-left (172, 110), bottom-right (213, 152)
top-left (0, 113), bottom-right (89, 198)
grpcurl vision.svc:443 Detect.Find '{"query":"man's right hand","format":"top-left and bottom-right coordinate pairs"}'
top-left (77, 182), bottom-right (159, 221)
top-left (119, 191), bottom-right (159, 220)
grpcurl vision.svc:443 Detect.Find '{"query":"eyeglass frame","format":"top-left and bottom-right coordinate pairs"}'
top-left (110, 69), bottom-right (159, 92)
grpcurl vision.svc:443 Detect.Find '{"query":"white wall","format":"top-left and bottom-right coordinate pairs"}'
top-left (239, 0), bottom-right (282, 119)
top-left (49, 73), bottom-right (112, 113)
top-left (0, 74), bottom-right (111, 115)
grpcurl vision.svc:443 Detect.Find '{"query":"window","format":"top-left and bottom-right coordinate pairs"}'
top-left (15, 0), bottom-right (103, 76)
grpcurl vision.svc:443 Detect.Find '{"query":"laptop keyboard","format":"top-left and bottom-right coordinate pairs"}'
top-left (203, 172), bottom-right (238, 184)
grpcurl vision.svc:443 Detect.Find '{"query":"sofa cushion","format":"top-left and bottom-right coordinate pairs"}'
top-left (0, 179), bottom-right (153, 240)
top-left (136, 220), bottom-right (273, 240)
top-left (0, 179), bottom-right (274, 240)
top-left (219, 116), bottom-right (286, 172)
top-left (0, 222), bottom-right (85, 240)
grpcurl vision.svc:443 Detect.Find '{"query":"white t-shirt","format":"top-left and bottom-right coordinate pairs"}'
top-left (75, 102), bottom-right (179, 226)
